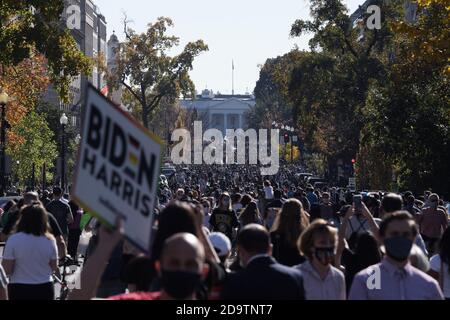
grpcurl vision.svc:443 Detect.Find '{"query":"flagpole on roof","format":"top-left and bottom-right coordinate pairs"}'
top-left (232, 59), bottom-right (235, 96)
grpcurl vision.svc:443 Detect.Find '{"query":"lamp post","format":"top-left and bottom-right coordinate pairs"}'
top-left (60, 113), bottom-right (69, 192)
top-left (0, 89), bottom-right (9, 196)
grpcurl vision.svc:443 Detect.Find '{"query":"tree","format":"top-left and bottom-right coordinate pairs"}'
top-left (6, 111), bottom-right (58, 186)
top-left (288, 0), bottom-right (402, 182)
top-left (360, 0), bottom-right (450, 196)
top-left (247, 50), bottom-right (304, 129)
top-left (0, 51), bottom-right (50, 149)
top-left (107, 17), bottom-right (208, 128)
top-left (37, 101), bottom-right (80, 181)
top-left (0, 0), bottom-right (91, 100)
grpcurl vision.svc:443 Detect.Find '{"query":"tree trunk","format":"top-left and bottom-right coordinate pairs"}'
top-left (142, 107), bottom-right (149, 129)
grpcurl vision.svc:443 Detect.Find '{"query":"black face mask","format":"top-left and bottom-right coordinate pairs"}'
top-left (314, 247), bottom-right (335, 266)
top-left (384, 236), bottom-right (413, 262)
top-left (161, 270), bottom-right (202, 300)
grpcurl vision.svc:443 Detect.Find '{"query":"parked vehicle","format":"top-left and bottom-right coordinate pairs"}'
top-left (0, 196), bottom-right (20, 209)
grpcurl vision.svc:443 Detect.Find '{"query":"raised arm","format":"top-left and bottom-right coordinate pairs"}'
top-left (68, 219), bottom-right (124, 300)
top-left (336, 206), bottom-right (353, 269)
top-left (361, 203), bottom-right (381, 243)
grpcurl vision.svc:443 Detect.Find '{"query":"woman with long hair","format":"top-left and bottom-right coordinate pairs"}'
top-left (1, 204), bottom-right (58, 300)
top-left (209, 193), bottom-right (239, 242)
top-left (270, 199), bottom-right (310, 266)
top-left (429, 227), bottom-right (450, 300)
top-left (238, 202), bottom-right (261, 227)
top-left (335, 206), bottom-right (382, 294)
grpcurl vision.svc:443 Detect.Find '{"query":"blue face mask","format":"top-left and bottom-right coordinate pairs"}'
top-left (384, 236), bottom-right (413, 262)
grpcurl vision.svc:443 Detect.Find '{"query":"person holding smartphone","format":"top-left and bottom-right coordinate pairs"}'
top-left (344, 194), bottom-right (381, 250)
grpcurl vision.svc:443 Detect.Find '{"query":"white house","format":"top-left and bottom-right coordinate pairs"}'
top-left (180, 89), bottom-right (256, 134)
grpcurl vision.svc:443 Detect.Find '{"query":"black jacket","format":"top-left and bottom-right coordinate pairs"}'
top-left (221, 256), bottom-right (305, 300)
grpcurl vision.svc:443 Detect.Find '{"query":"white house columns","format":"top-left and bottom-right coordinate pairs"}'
top-left (208, 112), bottom-right (245, 133)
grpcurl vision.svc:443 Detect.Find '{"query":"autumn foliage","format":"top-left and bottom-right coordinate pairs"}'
top-left (0, 52), bottom-right (50, 149)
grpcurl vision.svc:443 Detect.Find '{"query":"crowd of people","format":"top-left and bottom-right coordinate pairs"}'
top-left (0, 164), bottom-right (449, 300)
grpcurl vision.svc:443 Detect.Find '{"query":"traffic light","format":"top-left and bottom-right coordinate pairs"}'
top-left (284, 133), bottom-right (290, 144)
top-left (351, 159), bottom-right (356, 165)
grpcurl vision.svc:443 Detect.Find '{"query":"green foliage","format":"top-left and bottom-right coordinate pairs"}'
top-left (0, 0), bottom-right (91, 101)
top-left (360, 0), bottom-right (450, 196)
top-left (6, 110), bottom-right (58, 186)
top-left (37, 102), bottom-right (79, 181)
top-left (250, 0), bottom-right (449, 196)
top-left (110, 17), bottom-right (208, 128)
top-left (247, 50), bottom-right (304, 129)
top-left (304, 153), bottom-right (327, 177)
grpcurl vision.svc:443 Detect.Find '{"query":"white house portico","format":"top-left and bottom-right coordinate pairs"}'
top-left (181, 89), bottom-right (255, 134)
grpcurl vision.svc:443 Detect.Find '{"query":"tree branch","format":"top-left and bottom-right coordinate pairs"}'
top-left (365, 29), bottom-right (378, 57)
top-left (122, 12), bottom-right (133, 41)
top-left (344, 37), bottom-right (358, 58)
top-left (121, 80), bottom-right (143, 106)
top-left (147, 94), bottom-right (163, 114)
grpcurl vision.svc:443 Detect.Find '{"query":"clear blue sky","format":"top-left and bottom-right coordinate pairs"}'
top-left (95, 0), bottom-right (363, 95)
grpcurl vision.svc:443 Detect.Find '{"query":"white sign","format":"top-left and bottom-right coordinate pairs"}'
top-left (72, 84), bottom-right (163, 252)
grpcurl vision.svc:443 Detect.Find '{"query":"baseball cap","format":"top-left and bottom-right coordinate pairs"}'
top-left (209, 232), bottom-right (232, 257)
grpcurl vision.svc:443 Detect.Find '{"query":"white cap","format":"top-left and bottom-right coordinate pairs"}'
top-left (209, 232), bottom-right (231, 257)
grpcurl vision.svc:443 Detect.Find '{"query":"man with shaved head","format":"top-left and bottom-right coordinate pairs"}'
top-left (71, 229), bottom-right (209, 300)
top-left (155, 233), bottom-right (209, 300)
top-left (111, 233), bottom-right (209, 300)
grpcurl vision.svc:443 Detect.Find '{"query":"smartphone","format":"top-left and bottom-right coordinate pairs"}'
top-left (353, 195), bottom-right (363, 210)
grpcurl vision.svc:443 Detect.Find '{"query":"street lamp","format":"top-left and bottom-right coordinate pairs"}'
top-left (60, 113), bottom-right (69, 192)
top-left (0, 89), bottom-right (9, 196)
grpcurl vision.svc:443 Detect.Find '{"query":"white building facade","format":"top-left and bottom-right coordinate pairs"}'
top-left (181, 89), bottom-right (255, 135)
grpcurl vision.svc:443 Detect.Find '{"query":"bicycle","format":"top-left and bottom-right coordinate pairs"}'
top-left (53, 255), bottom-right (78, 300)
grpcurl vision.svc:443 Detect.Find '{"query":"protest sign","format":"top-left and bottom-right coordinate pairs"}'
top-left (72, 84), bottom-right (163, 252)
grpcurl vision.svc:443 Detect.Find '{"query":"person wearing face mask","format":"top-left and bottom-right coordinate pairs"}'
top-left (295, 220), bottom-right (346, 300)
top-left (349, 211), bottom-right (444, 300)
top-left (209, 193), bottom-right (239, 242)
top-left (417, 194), bottom-right (448, 256)
top-left (70, 225), bottom-right (209, 301)
top-left (380, 193), bottom-right (428, 256)
top-left (106, 233), bottom-right (208, 301)
top-left (221, 224), bottom-right (305, 300)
